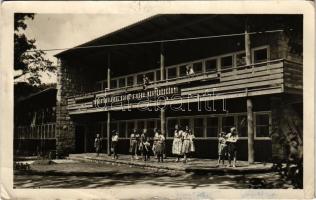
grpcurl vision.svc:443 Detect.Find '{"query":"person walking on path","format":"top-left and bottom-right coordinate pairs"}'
top-left (226, 127), bottom-right (239, 167)
top-left (94, 134), bottom-right (101, 157)
top-left (217, 132), bottom-right (227, 167)
top-left (129, 129), bottom-right (139, 160)
top-left (155, 130), bottom-right (165, 163)
top-left (172, 124), bottom-right (183, 162)
top-left (181, 126), bottom-right (194, 163)
top-left (111, 130), bottom-right (119, 160)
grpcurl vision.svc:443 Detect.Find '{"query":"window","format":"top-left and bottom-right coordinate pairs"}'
top-left (205, 59), bottom-right (217, 72)
top-left (221, 56), bottom-right (233, 72)
top-left (137, 120), bottom-right (145, 130)
top-left (206, 117), bottom-right (218, 137)
top-left (236, 53), bottom-right (246, 70)
top-left (137, 74), bottom-right (143, 84)
top-left (146, 120), bottom-right (155, 137)
top-left (256, 114), bottom-right (270, 137)
top-left (179, 65), bottom-right (187, 77)
top-left (156, 70), bottom-right (161, 81)
top-left (167, 119), bottom-right (178, 137)
top-left (110, 122), bottom-right (118, 133)
top-left (127, 76), bottom-right (134, 86)
top-left (102, 122), bottom-right (107, 138)
top-left (253, 48), bottom-right (268, 63)
top-left (179, 118), bottom-right (190, 130)
top-left (193, 62), bottom-right (203, 74)
top-left (110, 80), bottom-right (117, 89)
top-left (194, 118), bottom-right (204, 137)
top-left (118, 121), bottom-right (126, 138)
top-left (237, 115), bottom-right (247, 137)
top-left (146, 72), bottom-right (154, 82)
top-left (127, 121), bottom-right (135, 137)
top-left (118, 78), bottom-right (126, 88)
top-left (167, 67), bottom-right (177, 79)
top-left (222, 116), bottom-right (235, 133)
top-left (156, 119), bottom-right (161, 130)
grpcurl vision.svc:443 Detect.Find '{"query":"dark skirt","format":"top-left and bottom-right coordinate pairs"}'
top-left (227, 142), bottom-right (237, 155)
top-left (155, 142), bottom-right (165, 154)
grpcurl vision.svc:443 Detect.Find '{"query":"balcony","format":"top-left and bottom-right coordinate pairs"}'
top-left (66, 50), bottom-right (302, 115)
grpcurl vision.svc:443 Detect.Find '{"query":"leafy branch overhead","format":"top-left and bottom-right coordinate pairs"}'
top-left (14, 13), bottom-right (55, 85)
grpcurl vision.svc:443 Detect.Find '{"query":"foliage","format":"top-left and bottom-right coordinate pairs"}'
top-left (14, 13), bottom-right (55, 85)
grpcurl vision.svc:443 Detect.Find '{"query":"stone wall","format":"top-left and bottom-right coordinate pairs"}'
top-left (270, 95), bottom-right (303, 162)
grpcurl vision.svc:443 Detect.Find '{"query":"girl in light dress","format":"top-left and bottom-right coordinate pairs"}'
top-left (172, 124), bottom-right (183, 162)
top-left (181, 125), bottom-right (195, 163)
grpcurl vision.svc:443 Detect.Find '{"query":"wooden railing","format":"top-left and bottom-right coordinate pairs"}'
top-left (67, 59), bottom-right (302, 114)
top-left (15, 123), bottom-right (56, 139)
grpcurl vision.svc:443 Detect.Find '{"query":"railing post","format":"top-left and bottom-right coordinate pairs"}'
top-left (245, 23), bottom-right (255, 164)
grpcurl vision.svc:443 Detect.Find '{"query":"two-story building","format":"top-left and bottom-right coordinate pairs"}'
top-left (55, 14), bottom-right (302, 162)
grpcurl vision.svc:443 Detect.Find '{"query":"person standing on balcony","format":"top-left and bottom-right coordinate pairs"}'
top-left (172, 124), bottom-right (183, 162)
top-left (186, 64), bottom-right (195, 76)
top-left (226, 127), bottom-right (239, 168)
top-left (94, 134), bottom-right (101, 157)
top-left (142, 74), bottom-right (150, 90)
top-left (129, 129), bottom-right (139, 160)
top-left (111, 130), bottom-right (119, 160)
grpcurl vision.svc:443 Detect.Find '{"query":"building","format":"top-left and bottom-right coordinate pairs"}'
top-left (55, 14), bottom-right (303, 162)
top-left (14, 87), bottom-right (57, 156)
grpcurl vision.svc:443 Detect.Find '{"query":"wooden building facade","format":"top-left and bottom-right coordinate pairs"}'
top-left (55, 14), bottom-right (303, 162)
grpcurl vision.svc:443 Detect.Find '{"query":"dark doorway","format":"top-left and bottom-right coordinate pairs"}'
top-left (75, 125), bottom-right (85, 153)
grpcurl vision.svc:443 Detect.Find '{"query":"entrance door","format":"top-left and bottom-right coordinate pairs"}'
top-left (75, 125), bottom-right (85, 153)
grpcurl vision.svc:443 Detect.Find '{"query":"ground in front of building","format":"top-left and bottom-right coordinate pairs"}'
top-left (14, 157), bottom-right (294, 189)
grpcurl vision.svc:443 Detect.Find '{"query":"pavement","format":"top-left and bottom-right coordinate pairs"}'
top-left (68, 153), bottom-right (273, 174)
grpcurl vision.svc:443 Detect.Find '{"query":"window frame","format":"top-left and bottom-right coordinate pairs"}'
top-left (254, 111), bottom-right (272, 140)
top-left (252, 45), bottom-right (270, 64)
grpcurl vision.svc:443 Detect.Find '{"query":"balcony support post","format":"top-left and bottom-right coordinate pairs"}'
top-left (160, 42), bottom-right (166, 137)
top-left (106, 53), bottom-right (111, 156)
top-left (245, 24), bottom-right (255, 164)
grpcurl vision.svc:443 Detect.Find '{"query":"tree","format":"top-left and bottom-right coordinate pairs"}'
top-left (14, 13), bottom-right (55, 85)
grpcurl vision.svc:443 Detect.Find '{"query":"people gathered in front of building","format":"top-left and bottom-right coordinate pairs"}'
top-left (94, 126), bottom-right (239, 167)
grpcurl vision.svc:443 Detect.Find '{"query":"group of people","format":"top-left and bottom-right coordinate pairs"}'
top-left (94, 125), bottom-right (239, 167)
top-left (217, 127), bottom-right (239, 168)
top-left (130, 128), bottom-right (166, 162)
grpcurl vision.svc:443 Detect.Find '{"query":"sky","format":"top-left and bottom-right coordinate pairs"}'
top-left (17, 13), bottom-right (151, 84)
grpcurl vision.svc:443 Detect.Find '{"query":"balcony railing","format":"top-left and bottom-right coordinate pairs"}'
top-left (66, 58), bottom-right (302, 115)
